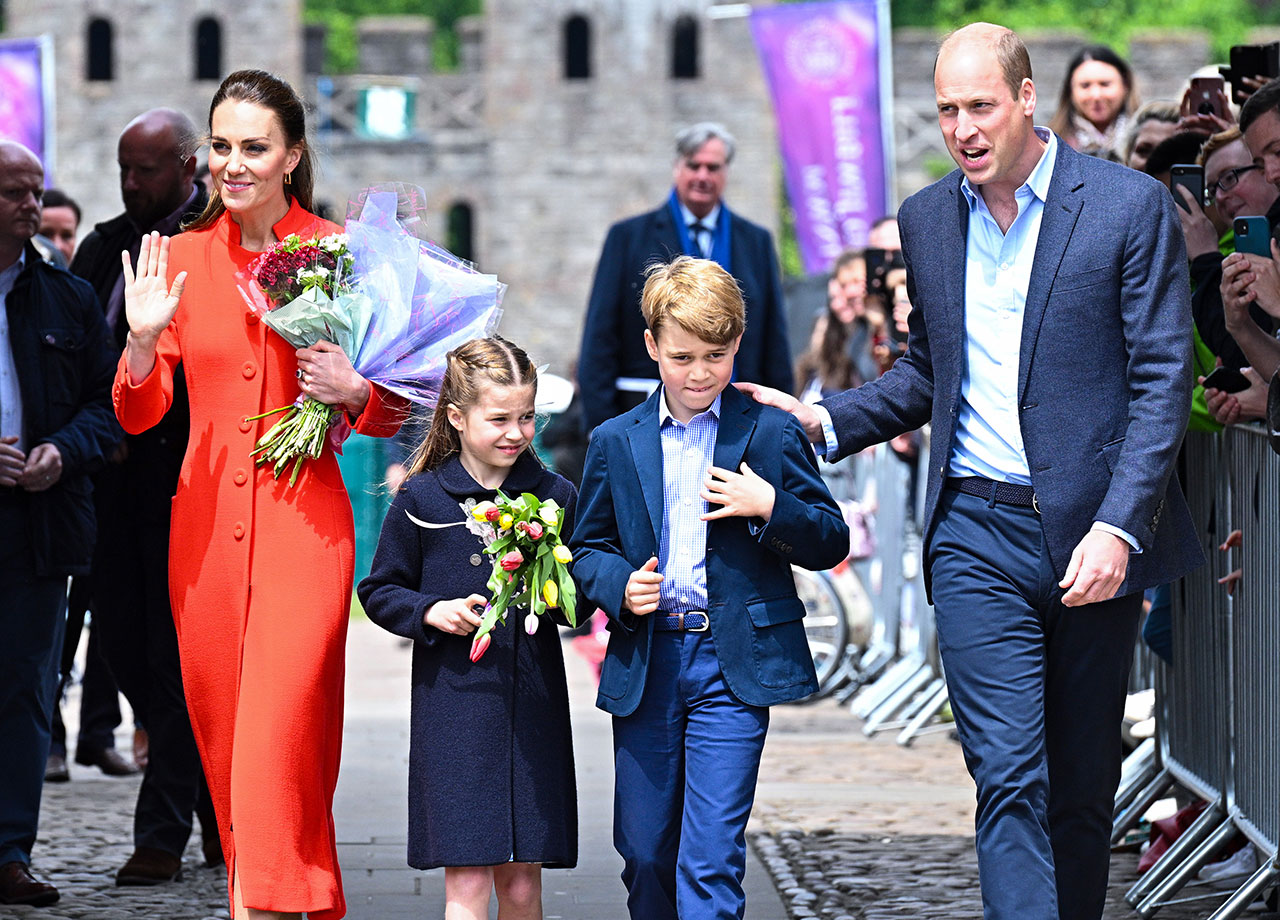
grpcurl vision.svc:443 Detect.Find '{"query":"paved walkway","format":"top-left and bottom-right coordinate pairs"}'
top-left (15, 619), bottom-right (1276, 919)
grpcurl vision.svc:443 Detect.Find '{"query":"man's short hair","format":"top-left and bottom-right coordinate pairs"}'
top-left (641, 255), bottom-right (745, 345)
top-left (1199, 126), bottom-right (1243, 167)
top-left (675, 122), bottom-right (736, 164)
top-left (937, 25), bottom-right (1031, 99)
top-left (40, 188), bottom-right (81, 225)
top-left (1240, 77), bottom-right (1280, 135)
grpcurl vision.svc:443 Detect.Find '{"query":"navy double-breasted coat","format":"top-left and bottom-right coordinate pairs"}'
top-left (358, 452), bottom-right (578, 870)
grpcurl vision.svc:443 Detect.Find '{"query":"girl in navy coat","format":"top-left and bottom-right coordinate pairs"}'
top-left (359, 337), bottom-right (577, 920)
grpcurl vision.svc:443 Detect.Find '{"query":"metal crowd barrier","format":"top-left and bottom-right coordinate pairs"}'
top-left (1114, 427), bottom-right (1280, 918)
top-left (846, 431), bottom-right (948, 745)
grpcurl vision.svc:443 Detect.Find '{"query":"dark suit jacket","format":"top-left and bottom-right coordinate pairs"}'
top-left (823, 140), bottom-right (1204, 596)
top-left (570, 385), bottom-right (848, 714)
top-left (578, 201), bottom-right (793, 433)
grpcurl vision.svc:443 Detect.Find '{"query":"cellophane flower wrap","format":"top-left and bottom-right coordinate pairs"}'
top-left (237, 184), bottom-right (505, 485)
top-left (466, 491), bottom-right (577, 663)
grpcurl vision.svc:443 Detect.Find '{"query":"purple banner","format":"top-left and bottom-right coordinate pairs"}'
top-left (751, 1), bottom-right (891, 274)
top-left (0, 37), bottom-right (52, 171)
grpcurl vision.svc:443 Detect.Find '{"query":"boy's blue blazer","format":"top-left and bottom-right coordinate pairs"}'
top-left (570, 384), bottom-right (850, 715)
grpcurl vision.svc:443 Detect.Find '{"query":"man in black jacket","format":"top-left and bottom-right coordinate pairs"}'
top-left (0, 141), bottom-right (120, 907)
top-left (578, 123), bottom-right (793, 434)
top-left (69, 108), bottom-right (217, 886)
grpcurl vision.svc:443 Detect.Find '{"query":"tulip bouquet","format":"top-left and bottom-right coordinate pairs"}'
top-left (467, 491), bottom-right (577, 663)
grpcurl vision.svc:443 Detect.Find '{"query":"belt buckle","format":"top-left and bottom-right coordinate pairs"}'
top-left (682, 612), bottom-right (709, 632)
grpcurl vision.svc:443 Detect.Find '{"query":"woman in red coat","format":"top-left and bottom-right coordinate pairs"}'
top-left (113, 70), bottom-right (403, 920)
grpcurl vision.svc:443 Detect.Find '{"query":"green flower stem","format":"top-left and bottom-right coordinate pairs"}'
top-left (250, 397), bottom-right (338, 486)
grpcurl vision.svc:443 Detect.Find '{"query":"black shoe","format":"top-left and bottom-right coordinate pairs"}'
top-left (0, 861), bottom-right (60, 906)
top-left (75, 746), bottom-right (139, 776)
top-left (44, 753), bottom-right (70, 783)
top-left (116, 847), bottom-right (182, 886)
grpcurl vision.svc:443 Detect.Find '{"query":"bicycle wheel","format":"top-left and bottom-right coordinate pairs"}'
top-left (792, 567), bottom-right (849, 697)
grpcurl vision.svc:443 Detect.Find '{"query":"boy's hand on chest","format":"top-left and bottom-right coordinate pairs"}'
top-left (700, 462), bottom-right (774, 523)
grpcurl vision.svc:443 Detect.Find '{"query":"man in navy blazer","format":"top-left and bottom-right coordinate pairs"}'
top-left (743, 25), bottom-right (1203, 920)
top-left (578, 122), bottom-right (793, 434)
top-left (571, 257), bottom-right (847, 919)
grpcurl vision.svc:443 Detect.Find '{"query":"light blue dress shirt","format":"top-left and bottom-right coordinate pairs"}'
top-left (678, 201), bottom-right (720, 259)
top-left (0, 251), bottom-right (27, 451)
top-left (657, 390), bottom-right (720, 613)
top-left (814, 128), bottom-right (1137, 549)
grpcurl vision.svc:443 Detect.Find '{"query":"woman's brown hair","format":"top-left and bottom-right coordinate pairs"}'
top-left (185, 69), bottom-right (316, 232)
top-left (404, 337), bottom-right (539, 480)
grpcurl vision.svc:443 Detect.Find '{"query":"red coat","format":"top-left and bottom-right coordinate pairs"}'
top-left (112, 201), bottom-right (403, 919)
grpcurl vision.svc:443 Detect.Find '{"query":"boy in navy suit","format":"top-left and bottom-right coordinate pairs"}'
top-left (571, 256), bottom-right (849, 919)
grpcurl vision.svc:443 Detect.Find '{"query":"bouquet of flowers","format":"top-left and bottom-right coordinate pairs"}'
top-left (464, 491), bottom-right (577, 663)
top-left (239, 185), bottom-right (505, 485)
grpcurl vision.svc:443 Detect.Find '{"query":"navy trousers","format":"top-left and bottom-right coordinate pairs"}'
top-left (612, 630), bottom-right (768, 920)
top-left (0, 496), bottom-right (67, 867)
top-left (928, 489), bottom-right (1141, 920)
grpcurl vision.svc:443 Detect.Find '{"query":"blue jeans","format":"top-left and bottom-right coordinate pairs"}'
top-left (928, 489), bottom-right (1141, 920)
top-left (612, 629), bottom-right (769, 920)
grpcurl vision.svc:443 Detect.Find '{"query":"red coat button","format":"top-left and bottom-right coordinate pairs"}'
top-left (233, 469), bottom-right (248, 486)
top-left (242, 362), bottom-right (256, 379)
top-left (233, 522), bottom-right (246, 540)
top-left (245, 311), bottom-right (260, 325)
top-left (239, 417), bottom-right (253, 433)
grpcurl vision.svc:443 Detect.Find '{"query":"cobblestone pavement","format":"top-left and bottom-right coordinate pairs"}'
top-left (750, 698), bottom-right (1280, 920)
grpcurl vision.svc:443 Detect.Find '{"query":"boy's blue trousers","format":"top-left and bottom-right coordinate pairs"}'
top-left (612, 628), bottom-right (769, 920)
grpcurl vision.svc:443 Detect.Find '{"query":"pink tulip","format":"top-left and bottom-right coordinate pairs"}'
top-left (499, 549), bottom-right (524, 572)
top-left (525, 521), bottom-right (544, 540)
top-left (469, 632), bottom-right (491, 662)
top-left (484, 506), bottom-right (502, 522)
top-left (524, 612), bottom-right (539, 635)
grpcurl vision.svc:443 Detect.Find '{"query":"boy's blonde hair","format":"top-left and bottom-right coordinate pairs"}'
top-left (640, 256), bottom-right (746, 345)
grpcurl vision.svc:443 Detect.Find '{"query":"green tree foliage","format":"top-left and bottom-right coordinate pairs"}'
top-left (305, 0), bottom-right (480, 73)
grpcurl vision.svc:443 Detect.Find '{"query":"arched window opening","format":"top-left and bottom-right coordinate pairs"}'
top-left (446, 202), bottom-right (474, 264)
top-left (87, 18), bottom-right (114, 82)
top-left (672, 15), bottom-right (699, 79)
top-left (195, 17), bottom-right (223, 81)
top-left (564, 15), bottom-right (591, 80)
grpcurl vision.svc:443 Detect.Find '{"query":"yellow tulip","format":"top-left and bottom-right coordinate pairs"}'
top-left (538, 504), bottom-right (559, 526)
top-left (542, 579), bottom-right (559, 608)
top-left (499, 513), bottom-right (514, 530)
top-left (552, 544), bottom-right (572, 564)
top-left (472, 501), bottom-right (498, 522)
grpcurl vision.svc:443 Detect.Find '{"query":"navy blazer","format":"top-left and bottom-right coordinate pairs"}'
top-left (570, 385), bottom-right (849, 714)
top-left (578, 201), bottom-right (794, 433)
top-left (823, 140), bottom-right (1205, 595)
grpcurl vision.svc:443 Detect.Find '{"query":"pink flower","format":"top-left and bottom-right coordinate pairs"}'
top-left (525, 521), bottom-right (544, 540)
top-left (499, 549), bottom-right (524, 572)
top-left (484, 505), bottom-right (503, 523)
top-left (469, 632), bottom-right (491, 663)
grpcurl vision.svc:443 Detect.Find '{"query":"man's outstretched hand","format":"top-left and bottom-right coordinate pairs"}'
top-left (734, 382), bottom-right (825, 447)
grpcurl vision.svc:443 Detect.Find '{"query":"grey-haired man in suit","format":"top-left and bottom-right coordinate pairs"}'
top-left (742, 23), bottom-right (1203, 920)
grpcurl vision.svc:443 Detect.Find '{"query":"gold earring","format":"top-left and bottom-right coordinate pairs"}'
top-left (284, 172), bottom-right (292, 186)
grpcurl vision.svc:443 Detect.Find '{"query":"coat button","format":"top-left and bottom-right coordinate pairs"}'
top-left (242, 362), bottom-right (256, 379)
top-left (245, 311), bottom-right (260, 325)
top-left (470, 553), bottom-right (482, 566)
top-left (239, 417), bottom-right (253, 433)
top-left (233, 522), bottom-right (246, 540)
top-left (234, 469), bottom-right (248, 486)
top-left (44, 334), bottom-right (55, 344)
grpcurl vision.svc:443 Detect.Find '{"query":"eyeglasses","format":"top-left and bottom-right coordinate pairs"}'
top-left (1209, 165), bottom-right (1261, 199)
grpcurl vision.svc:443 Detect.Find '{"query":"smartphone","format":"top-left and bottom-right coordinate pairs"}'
top-left (1224, 43), bottom-right (1280, 104)
top-left (1234, 215), bottom-right (1273, 256)
top-left (1170, 164), bottom-right (1204, 212)
top-left (1202, 367), bottom-right (1251, 393)
top-left (1189, 76), bottom-right (1227, 119)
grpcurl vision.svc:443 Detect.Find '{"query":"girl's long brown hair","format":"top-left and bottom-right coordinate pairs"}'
top-left (405, 336), bottom-right (538, 479)
top-left (185, 69), bottom-right (316, 232)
